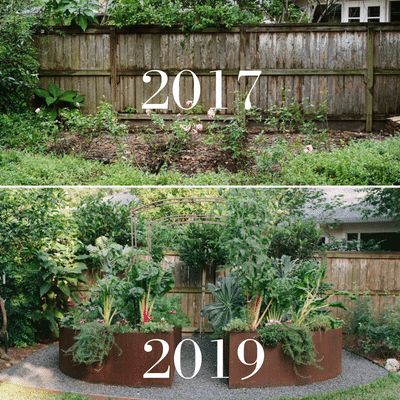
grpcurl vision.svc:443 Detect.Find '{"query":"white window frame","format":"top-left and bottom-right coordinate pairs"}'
top-left (341, 1), bottom-right (387, 23)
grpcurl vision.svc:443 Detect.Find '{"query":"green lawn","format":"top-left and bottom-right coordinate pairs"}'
top-left (0, 151), bottom-right (237, 186)
top-left (1, 374), bottom-right (399, 400)
top-left (282, 373), bottom-right (400, 400)
top-left (0, 382), bottom-right (90, 400)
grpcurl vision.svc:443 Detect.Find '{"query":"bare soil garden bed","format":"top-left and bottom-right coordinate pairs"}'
top-left (48, 129), bottom-right (389, 175)
top-left (343, 333), bottom-right (399, 368)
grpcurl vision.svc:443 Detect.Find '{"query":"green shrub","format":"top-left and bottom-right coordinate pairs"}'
top-left (261, 0), bottom-right (306, 22)
top-left (152, 295), bottom-right (190, 328)
top-left (73, 194), bottom-right (132, 247)
top-left (36, 241), bottom-right (88, 336)
top-left (307, 314), bottom-right (343, 331)
top-left (60, 103), bottom-right (128, 138)
top-left (0, 2), bottom-right (39, 112)
top-left (0, 112), bottom-right (59, 152)
top-left (110, 0), bottom-right (183, 27)
top-left (254, 138), bottom-right (294, 177)
top-left (178, 224), bottom-right (226, 271)
top-left (110, 0), bottom-right (264, 31)
top-left (264, 96), bottom-right (328, 135)
top-left (43, 0), bottom-right (99, 31)
top-left (268, 219), bottom-right (322, 261)
top-left (347, 297), bottom-right (400, 356)
top-left (377, 304), bottom-right (400, 353)
top-left (35, 83), bottom-right (85, 120)
top-left (0, 189), bottom-right (67, 346)
top-left (258, 323), bottom-right (286, 347)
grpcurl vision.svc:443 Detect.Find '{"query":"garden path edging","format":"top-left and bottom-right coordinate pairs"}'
top-left (0, 336), bottom-right (387, 400)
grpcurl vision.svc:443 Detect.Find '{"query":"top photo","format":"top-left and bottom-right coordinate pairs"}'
top-left (1, 0), bottom-right (400, 186)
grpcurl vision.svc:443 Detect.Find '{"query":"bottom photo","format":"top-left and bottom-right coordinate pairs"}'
top-left (0, 187), bottom-right (399, 400)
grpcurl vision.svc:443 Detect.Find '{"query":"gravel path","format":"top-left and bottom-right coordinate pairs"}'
top-left (0, 336), bottom-right (387, 400)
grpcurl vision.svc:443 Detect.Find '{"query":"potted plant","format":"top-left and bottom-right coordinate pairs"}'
top-left (202, 192), bottom-right (350, 388)
top-left (59, 238), bottom-right (185, 387)
top-left (221, 258), bottom-right (346, 387)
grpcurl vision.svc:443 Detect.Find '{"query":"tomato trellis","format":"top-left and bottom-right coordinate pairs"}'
top-left (130, 197), bottom-right (226, 333)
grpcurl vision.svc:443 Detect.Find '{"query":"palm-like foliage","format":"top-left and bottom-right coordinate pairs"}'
top-left (201, 276), bottom-right (244, 335)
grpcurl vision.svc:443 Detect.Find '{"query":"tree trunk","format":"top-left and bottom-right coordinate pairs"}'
top-left (0, 297), bottom-right (9, 358)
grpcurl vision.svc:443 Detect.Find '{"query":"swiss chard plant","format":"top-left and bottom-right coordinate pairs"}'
top-left (128, 259), bottom-right (175, 324)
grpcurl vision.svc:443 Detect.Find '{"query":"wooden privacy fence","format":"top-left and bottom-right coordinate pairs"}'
top-left (161, 251), bottom-right (226, 334)
top-left (161, 251), bottom-right (400, 333)
top-left (325, 251), bottom-right (400, 317)
top-left (36, 23), bottom-right (400, 131)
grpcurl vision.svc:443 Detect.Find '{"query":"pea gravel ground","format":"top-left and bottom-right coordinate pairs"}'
top-left (0, 336), bottom-right (387, 400)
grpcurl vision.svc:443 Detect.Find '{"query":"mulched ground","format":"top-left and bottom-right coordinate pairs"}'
top-left (0, 344), bottom-right (47, 373)
top-left (343, 334), bottom-right (399, 368)
top-left (48, 128), bottom-right (393, 175)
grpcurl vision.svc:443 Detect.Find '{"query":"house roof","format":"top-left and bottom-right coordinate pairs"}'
top-left (305, 188), bottom-right (392, 224)
top-left (103, 191), bottom-right (139, 206)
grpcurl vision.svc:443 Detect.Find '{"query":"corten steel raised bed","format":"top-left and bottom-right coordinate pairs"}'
top-left (59, 326), bottom-right (176, 387)
top-left (227, 328), bottom-right (342, 388)
top-left (173, 326), bottom-right (182, 349)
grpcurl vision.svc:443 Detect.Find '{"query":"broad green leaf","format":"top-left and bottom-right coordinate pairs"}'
top-left (59, 90), bottom-right (78, 103)
top-left (45, 96), bottom-right (57, 106)
top-left (40, 282), bottom-right (52, 297)
top-left (34, 88), bottom-right (48, 98)
top-left (77, 15), bottom-right (88, 31)
top-left (48, 83), bottom-right (62, 98)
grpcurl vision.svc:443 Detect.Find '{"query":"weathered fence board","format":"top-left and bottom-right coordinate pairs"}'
top-left (325, 251), bottom-right (400, 317)
top-left (36, 24), bottom-right (400, 130)
top-left (161, 251), bottom-right (400, 333)
top-left (161, 252), bottom-right (223, 333)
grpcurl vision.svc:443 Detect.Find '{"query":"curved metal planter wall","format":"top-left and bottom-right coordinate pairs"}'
top-left (59, 327), bottom-right (179, 387)
top-left (227, 328), bottom-right (343, 388)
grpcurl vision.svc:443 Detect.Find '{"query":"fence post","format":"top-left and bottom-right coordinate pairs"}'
top-left (365, 26), bottom-right (375, 132)
top-left (110, 27), bottom-right (118, 108)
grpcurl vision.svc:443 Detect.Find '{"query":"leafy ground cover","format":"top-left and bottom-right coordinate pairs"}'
top-left (0, 150), bottom-right (235, 185)
top-left (1, 131), bottom-right (399, 186)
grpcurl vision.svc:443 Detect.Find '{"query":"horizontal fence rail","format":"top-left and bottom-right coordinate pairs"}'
top-left (160, 250), bottom-right (400, 333)
top-left (36, 23), bottom-right (400, 130)
top-left (325, 251), bottom-right (400, 317)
